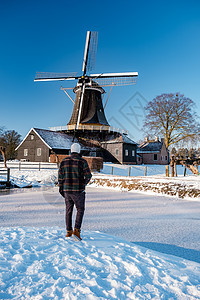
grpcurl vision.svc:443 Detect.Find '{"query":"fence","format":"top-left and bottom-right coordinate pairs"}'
top-left (0, 168), bottom-right (10, 186)
top-left (102, 163), bottom-right (193, 177)
top-left (0, 162), bottom-right (58, 171)
top-left (0, 161), bottom-right (195, 176)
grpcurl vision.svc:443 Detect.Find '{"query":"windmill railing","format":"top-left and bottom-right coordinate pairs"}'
top-left (49, 125), bottom-right (128, 135)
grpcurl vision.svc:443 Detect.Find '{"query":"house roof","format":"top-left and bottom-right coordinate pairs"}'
top-left (137, 140), bottom-right (163, 153)
top-left (16, 128), bottom-right (88, 151)
top-left (34, 128), bottom-right (75, 150)
top-left (101, 134), bottom-right (137, 145)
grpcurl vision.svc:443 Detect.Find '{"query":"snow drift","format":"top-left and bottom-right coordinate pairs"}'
top-left (0, 227), bottom-right (199, 299)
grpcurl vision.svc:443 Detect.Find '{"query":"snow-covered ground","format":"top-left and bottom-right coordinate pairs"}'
top-left (0, 165), bottom-right (200, 298)
top-left (0, 186), bottom-right (200, 299)
top-left (1, 227), bottom-right (199, 300)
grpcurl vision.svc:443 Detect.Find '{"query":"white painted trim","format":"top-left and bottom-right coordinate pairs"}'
top-left (76, 84), bottom-right (85, 130)
top-left (32, 129), bottom-right (52, 149)
top-left (34, 77), bottom-right (76, 82)
top-left (137, 151), bottom-right (160, 154)
top-left (82, 31), bottom-right (91, 73)
top-left (15, 128), bottom-right (34, 150)
top-left (15, 128), bottom-right (52, 151)
top-left (74, 86), bottom-right (104, 94)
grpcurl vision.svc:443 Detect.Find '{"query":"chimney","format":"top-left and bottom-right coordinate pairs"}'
top-left (145, 136), bottom-right (149, 142)
top-left (155, 136), bottom-right (159, 142)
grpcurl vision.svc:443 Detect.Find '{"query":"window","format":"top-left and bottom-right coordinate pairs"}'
top-left (89, 151), bottom-right (96, 157)
top-left (132, 150), bottom-right (135, 157)
top-left (116, 149), bottom-right (119, 155)
top-left (161, 156), bottom-right (163, 161)
top-left (37, 148), bottom-right (41, 156)
top-left (30, 134), bottom-right (34, 140)
top-left (154, 154), bottom-right (158, 160)
top-left (24, 149), bottom-right (28, 156)
top-left (165, 156), bottom-right (168, 160)
top-left (125, 149), bottom-right (129, 156)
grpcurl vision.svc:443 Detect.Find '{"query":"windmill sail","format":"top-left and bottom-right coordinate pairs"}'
top-left (87, 31), bottom-right (98, 72)
top-left (34, 72), bottom-right (78, 81)
top-left (90, 72), bottom-right (138, 86)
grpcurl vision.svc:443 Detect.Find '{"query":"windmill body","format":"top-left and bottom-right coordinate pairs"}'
top-left (34, 31), bottom-right (138, 135)
top-left (68, 80), bottom-right (109, 130)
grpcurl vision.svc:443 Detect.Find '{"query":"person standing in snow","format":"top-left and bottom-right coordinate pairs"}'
top-left (58, 143), bottom-right (92, 240)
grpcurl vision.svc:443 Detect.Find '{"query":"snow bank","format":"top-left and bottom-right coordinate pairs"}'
top-left (1, 165), bottom-right (200, 200)
top-left (0, 170), bottom-right (58, 188)
top-left (0, 227), bottom-right (199, 299)
top-left (91, 176), bottom-right (200, 200)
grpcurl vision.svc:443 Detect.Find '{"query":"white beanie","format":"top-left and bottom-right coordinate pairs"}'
top-left (71, 143), bottom-right (81, 154)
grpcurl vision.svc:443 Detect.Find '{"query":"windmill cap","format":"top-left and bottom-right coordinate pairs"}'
top-left (71, 143), bottom-right (81, 154)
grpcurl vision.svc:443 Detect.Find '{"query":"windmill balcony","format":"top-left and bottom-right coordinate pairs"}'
top-left (49, 125), bottom-right (128, 135)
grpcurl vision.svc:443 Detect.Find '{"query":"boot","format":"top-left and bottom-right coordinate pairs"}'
top-left (73, 228), bottom-right (82, 241)
top-left (66, 229), bottom-right (73, 238)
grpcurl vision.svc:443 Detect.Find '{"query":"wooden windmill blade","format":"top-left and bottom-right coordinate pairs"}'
top-left (82, 31), bottom-right (91, 76)
top-left (76, 31), bottom-right (93, 129)
top-left (90, 72), bottom-right (138, 86)
top-left (82, 31), bottom-right (98, 75)
top-left (76, 31), bottom-right (99, 130)
top-left (34, 72), bottom-right (79, 82)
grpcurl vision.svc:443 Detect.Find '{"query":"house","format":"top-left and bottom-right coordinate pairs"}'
top-left (16, 127), bottom-right (137, 166)
top-left (137, 137), bottom-right (169, 165)
top-left (101, 134), bottom-right (137, 164)
top-left (15, 128), bottom-right (90, 163)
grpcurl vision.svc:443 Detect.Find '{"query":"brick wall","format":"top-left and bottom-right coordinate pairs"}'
top-left (50, 154), bottom-right (103, 171)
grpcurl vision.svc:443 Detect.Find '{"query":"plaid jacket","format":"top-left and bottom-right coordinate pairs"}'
top-left (58, 153), bottom-right (92, 194)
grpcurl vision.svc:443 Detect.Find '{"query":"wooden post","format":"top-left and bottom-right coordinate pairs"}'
top-left (193, 161), bottom-right (199, 175)
top-left (111, 167), bottom-right (113, 175)
top-left (170, 156), bottom-right (175, 177)
top-left (145, 166), bottom-right (147, 176)
top-left (129, 167), bottom-right (131, 177)
top-left (55, 152), bottom-right (60, 168)
top-left (165, 165), bottom-right (169, 177)
top-left (184, 167), bottom-right (187, 176)
top-left (7, 168), bottom-right (10, 184)
top-left (19, 162), bottom-right (21, 171)
top-left (174, 162), bottom-right (177, 177)
top-left (39, 162), bottom-right (41, 171)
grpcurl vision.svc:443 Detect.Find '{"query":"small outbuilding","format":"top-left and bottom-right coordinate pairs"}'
top-left (137, 137), bottom-right (169, 165)
top-left (101, 134), bottom-right (137, 164)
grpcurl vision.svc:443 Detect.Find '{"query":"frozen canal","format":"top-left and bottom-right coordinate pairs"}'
top-left (0, 186), bottom-right (200, 263)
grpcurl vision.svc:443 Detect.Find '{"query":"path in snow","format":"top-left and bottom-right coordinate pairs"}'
top-left (0, 186), bottom-right (200, 263)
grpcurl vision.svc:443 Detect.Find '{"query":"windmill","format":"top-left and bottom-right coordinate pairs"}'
top-left (34, 31), bottom-right (138, 133)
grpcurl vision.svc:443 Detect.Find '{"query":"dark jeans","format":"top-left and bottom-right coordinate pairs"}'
top-left (64, 191), bottom-right (85, 231)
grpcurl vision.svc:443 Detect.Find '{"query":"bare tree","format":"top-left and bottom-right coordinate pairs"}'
top-left (0, 127), bottom-right (7, 167)
top-left (0, 128), bottom-right (21, 166)
top-left (143, 93), bottom-right (200, 149)
top-left (0, 146), bottom-right (7, 168)
top-left (1, 130), bottom-right (21, 160)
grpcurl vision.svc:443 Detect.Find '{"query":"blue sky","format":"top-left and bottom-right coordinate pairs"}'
top-left (0, 0), bottom-right (200, 142)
